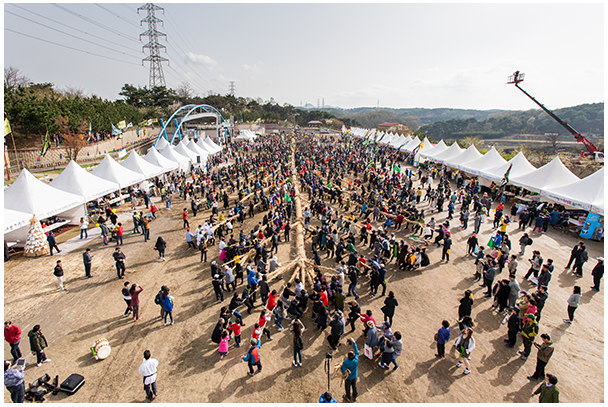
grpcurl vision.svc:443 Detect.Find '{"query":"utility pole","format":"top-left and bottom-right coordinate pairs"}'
top-left (228, 81), bottom-right (236, 96)
top-left (138, 3), bottom-right (168, 88)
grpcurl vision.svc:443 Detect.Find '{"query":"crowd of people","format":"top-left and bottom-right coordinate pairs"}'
top-left (5, 131), bottom-right (604, 403)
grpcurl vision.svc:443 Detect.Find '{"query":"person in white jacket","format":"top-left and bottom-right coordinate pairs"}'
top-left (454, 327), bottom-right (475, 375)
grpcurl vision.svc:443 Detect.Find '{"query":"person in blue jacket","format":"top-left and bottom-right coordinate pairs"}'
top-left (241, 338), bottom-right (262, 376)
top-left (435, 320), bottom-right (451, 358)
top-left (319, 392), bottom-right (338, 403)
top-left (341, 338), bottom-right (359, 402)
top-left (247, 267), bottom-right (259, 303)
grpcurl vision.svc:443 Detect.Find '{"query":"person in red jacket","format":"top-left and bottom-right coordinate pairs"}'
top-left (4, 321), bottom-right (22, 362)
top-left (116, 223), bottom-right (124, 246)
top-left (182, 208), bottom-right (189, 229)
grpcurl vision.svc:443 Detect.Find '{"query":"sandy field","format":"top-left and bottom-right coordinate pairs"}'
top-left (3, 159), bottom-right (604, 403)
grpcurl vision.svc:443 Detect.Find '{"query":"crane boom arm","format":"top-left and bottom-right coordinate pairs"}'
top-left (514, 83), bottom-right (598, 155)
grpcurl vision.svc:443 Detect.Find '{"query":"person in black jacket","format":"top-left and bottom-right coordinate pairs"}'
top-left (47, 232), bottom-right (61, 255)
top-left (211, 319), bottom-right (224, 344)
top-left (591, 257), bottom-right (604, 291)
top-left (504, 306), bottom-right (521, 348)
top-left (532, 286), bottom-right (548, 322)
top-left (53, 260), bottom-right (65, 291)
top-left (565, 242), bottom-right (583, 269)
top-left (442, 236), bottom-right (452, 262)
top-left (346, 301), bottom-right (361, 333)
top-left (458, 290), bottom-right (473, 324)
top-left (381, 291), bottom-right (399, 326)
top-left (154, 237), bottom-right (166, 260)
top-left (573, 244), bottom-right (588, 277)
top-left (347, 265), bottom-right (359, 300)
top-left (420, 248), bottom-right (430, 268)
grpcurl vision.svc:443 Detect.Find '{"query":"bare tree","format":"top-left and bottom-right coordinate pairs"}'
top-left (544, 133), bottom-right (560, 149)
top-left (175, 81), bottom-right (194, 102)
top-left (4, 66), bottom-right (31, 88)
top-left (55, 116), bottom-right (87, 161)
top-left (61, 86), bottom-right (87, 98)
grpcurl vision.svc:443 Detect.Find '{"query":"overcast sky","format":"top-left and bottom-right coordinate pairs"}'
top-left (4, 2), bottom-right (604, 111)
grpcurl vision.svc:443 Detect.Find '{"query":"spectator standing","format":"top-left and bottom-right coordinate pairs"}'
top-left (563, 286), bottom-right (581, 324)
top-left (591, 257), bottom-right (604, 291)
top-left (83, 248), bottom-right (93, 278)
top-left (138, 350), bottom-right (159, 401)
top-left (3, 322), bottom-right (22, 363)
top-left (527, 333), bottom-right (554, 381)
top-left (28, 325), bottom-right (51, 366)
top-left (4, 360), bottom-right (25, 403)
top-left (53, 260), bottom-right (66, 291)
top-left (435, 320), bottom-right (451, 358)
top-left (113, 248), bottom-right (126, 279)
top-left (530, 374), bottom-right (559, 403)
top-left (454, 328), bottom-right (475, 375)
top-left (341, 338), bottom-right (359, 403)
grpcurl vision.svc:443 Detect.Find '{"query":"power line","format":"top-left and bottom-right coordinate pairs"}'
top-left (94, 3), bottom-right (141, 29)
top-left (9, 4), bottom-right (142, 54)
top-left (51, 3), bottom-right (141, 45)
top-left (5, 10), bottom-right (142, 60)
top-left (4, 28), bottom-right (142, 66)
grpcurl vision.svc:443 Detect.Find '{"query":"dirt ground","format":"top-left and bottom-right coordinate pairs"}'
top-left (3, 161), bottom-right (604, 403)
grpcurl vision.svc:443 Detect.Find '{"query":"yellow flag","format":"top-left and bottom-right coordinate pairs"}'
top-left (118, 120), bottom-right (127, 129)
top-left (4, 117), bottom-right (11, 136)
top-left (420, 142), bottom-right (425, 149)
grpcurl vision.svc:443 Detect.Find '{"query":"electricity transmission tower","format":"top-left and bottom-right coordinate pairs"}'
top-left (138, 3), bottom-right (168, 88)
top-left (229, 81), bottom-right (236, 96)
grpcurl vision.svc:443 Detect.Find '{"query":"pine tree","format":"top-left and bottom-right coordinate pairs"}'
top-left (24, 216), bottom-right (50, 257)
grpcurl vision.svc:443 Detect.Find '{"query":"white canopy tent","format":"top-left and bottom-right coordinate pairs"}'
top-left (541, 167), bottom-right (604, 214)
top-left (91, 154), bottom-right (145, 189)
top-left (155, 136), bottom-right (171, 152)
top-left (507, 156), bottom-right (580, 194)
top-left (591, 194), bottom-right (604, 216)
top-left (427, 142), bottom-right (463, 163)
top-left (4, 169), bottom-right (84, 219)
top-left (120, 151), bottom-right (165, 179)
top-left (185, 139), bottom-right (209, 165)
top-left (195, 138), bottom-right (216, 155)
top-left (443, 145), bottom-right (482, 169)
top-left (481, 152), bottom-right (537, 183)
top-left (50, 160), bottom-right (119, 203)
top-left (160, 146), bottom-right (191, 173)
top-left (5, 208), bottom-right (33, 234)
top-left (174, 140), bottom-right (201, 167)
top-left (458, 147), bottom-right (507, 175)
top-left (202, 137), bottom-right (222, 154)
top-left (144, 147), bottom-right (179, 172)
top-left (400, 137), bottom-right (421, 152)
top-left (419, 139), bottom-right (446, 159)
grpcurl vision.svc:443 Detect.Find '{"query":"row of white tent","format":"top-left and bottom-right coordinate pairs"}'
top-left (4, 137), bottom-right (223, 245)
top-left (349, 127), bottom-right (423, 152)
top-left (235, 129), bottom-right (259, 141)
top-left (349, 127), bottom-right (604, 216)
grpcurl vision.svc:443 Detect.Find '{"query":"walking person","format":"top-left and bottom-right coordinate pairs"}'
top-left (115, 222), bottom-right (124, 246)
top-left (154, 236), bottom-right (166, 261)
top-left (4, 360), bottom-right (25, 403)
top-left (290, 318), bottom-right (305, 367)
top-left (142, 217), bottom-right (150, 242)
top-left (454, 327), bottom-right (475, 375)
top-left (441, 235), bottom-right (452, 262)
top-left (3, 321), bottom-right (22, 363)
top-left (53, 260), bottom-right (66, 291)
top-left (435, 320), bottom-right (451, 358)
top-left (341, 338), bottom-right (359, 403)
top-left (380, 291), bottom-right (398, 326)
top-left (241, 338), bottom-right (262, 376)
top-left (138, 350), bottom-right (159, 401)
top-left (161, 287), bottom-right (175, 326)
top-left (113, 248), bottom-right (126, 279)
top-left (122, 281), bottom-right (132, 317)
top-left (527, 333), bottom-right (554, 381)
top-left (130, 284), bottom-right (143, 321)
top-left (83, 248), bottom-right (93, 278)
top-left (565, 241), bottom-right (583, 269)
top-left (573, 243), bottom-right (588, 277)
top-left (563, 286), bottom-right (581, 324)
top-left (46, 231), bottom-right (61, 255)
top-left (28, 325), bottom-right (51, 367)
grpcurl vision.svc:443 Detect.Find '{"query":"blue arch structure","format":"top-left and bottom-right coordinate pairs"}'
top-left (153, 104), bottom-right (227, 148)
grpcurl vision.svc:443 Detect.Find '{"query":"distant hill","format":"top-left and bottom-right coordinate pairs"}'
top-left (299, 106), bottom-right (507, 129)
top-left (299, 103), bottom-right (604, 138)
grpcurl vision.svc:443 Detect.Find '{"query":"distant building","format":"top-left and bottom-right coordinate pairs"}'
top-left (307, 120), bottom-right (322, 128)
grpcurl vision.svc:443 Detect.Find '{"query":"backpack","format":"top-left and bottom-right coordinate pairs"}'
top-left (154, 290), bottom-right (163, 305)
top-left (527, 237), bottom-right (533, 245)
top-left (295, 336), bottom-right (304, 350)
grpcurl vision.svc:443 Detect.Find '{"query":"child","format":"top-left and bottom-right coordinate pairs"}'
top-left (227, 319), bottom-right (242, 348)
top-left (219, 330), bottom-right (229, 360)
top-left (435, 320), bottom-right (451, 358)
